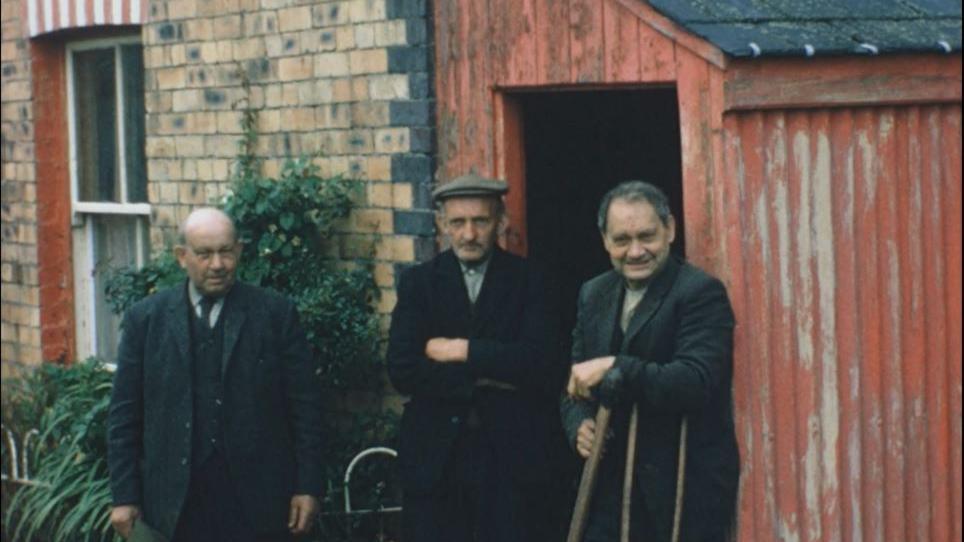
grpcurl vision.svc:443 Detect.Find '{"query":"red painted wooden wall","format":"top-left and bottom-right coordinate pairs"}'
top-left (434, 0), bottom-right (963, 540)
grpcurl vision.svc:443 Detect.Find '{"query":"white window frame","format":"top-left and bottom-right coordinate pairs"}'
top-left (66, 35), bottom-right (150, 361)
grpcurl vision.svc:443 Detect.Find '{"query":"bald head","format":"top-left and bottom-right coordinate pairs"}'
top-left (174, 207), bottom-right (242, 297)
top-left (178, 207), bottom-right (238, 246)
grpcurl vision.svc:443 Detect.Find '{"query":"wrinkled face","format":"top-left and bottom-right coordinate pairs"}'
top-left (174, 218), bottom-right (241, 297)
top-left (602, 198), bottom-right (675, 289)
top-left (439, 197), bottom-right (505, 264)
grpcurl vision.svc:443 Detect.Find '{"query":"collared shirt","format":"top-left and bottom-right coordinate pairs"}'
top-left (459, 258), bottom-right (490, 304)
top-left (188, 281), bottom-right (225, 328)
top-left (620, 285), bottom-right (647, 332)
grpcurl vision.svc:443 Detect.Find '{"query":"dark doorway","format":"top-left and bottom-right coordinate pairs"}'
top-left (520, 88), bottom-right (685, 344)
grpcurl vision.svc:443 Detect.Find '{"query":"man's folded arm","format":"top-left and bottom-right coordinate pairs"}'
top-left (387, 271), bottom-right (474, 399)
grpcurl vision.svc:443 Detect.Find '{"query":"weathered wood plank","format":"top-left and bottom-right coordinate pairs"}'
top-left (504, 0), bottom-right (538, 86)
top-left (601, 0), bottom-right (639, 82)
top-left (435, 0), bottom-right (461, 178)
top-left (637, 9), bottom-right (676, 82)
top-left (535, 0), bottom-right (569, 84)
top-left (612, 0), bottom-right (725, 69)
top-left (675, 47), bottom-right (713, 267)
top-left (898, 105), bottom-right (931, 542)
top-left (458, 0), bottom-right (490, 174)
top-left (853, 107), bottom-right (886, 542)
top-left (569, 0), bottom-right (603, 83)
top-left (828, 107), bottom-right (861, 542)
top-left (493, 94), bottom-right (527, 256)
top-left (725, 56), bottom-right (963, 111)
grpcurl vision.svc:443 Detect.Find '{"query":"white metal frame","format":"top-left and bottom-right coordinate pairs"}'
top-left (65, 35), bottom-right (149, 361)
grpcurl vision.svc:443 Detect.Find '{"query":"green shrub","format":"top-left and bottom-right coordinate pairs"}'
top-left (3, 359), bottom-right (117, 542)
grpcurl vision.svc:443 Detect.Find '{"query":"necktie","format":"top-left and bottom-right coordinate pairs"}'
top-left (199, 296), bottom-right (216, 328)
top-left (465, 267), bottom-right (483, 304)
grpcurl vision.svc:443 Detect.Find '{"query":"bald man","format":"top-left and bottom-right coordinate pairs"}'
top-left (108, 208), bottom-right (323, 541)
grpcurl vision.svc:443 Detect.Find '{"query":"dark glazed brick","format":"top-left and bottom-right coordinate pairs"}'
top-left (412, 181), bottom-right (434, 208)
top-left (245, 58), bottom-right (273, 80)
top-left (389, 100), bottom-right (431, 126)
top-left (394, 210), bottom-right (436, 236)
top-left (404, 19), bottom-right (428, 45)
top-left (386, 0), bottom-right (427, 17)
top-left (203, 89), bottom-right (226, 105)
top-left (156, 23), bottom-right (183, 41)
top-left (188, 47), bottom-right (200, 60)
top-left (409, 72), bottom-right (431, 99)
top-left (391, 154), bottom-right (432, 184)
top-left (408, 127), bottom-right (433, 153)
top-left (387, 46), bottom-right (428, 73)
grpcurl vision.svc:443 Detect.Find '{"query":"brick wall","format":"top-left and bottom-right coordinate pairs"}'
top-left (142, 0), bottom-right (437, 325)
top-left (1, 0), bottom-right (41, 374)
top-left (0, 0), bottom-right (438, 366)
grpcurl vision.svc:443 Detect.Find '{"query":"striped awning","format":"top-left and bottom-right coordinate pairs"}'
top-left (23, 0), bottom-right (147, 38)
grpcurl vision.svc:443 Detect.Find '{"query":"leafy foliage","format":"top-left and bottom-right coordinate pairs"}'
top-left (3, 359), bottom-right (117, 542)
top-left (102, 251), bottom-right (183, 316)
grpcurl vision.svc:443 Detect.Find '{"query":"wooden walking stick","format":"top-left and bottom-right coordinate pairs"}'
top-left (566, 405), bottom-right (612, 542)
top-left (619, 404), bottom-right (639, 542)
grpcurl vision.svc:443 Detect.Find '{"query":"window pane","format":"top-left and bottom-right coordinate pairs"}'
top-left (73, 48), bottom-right (119, 202)
top-left (121, 44), bottom-right (147, 203)
top-left (91, 215), bottom-right (146, 361)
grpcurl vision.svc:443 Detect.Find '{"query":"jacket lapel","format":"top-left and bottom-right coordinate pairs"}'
top-left (470, 248), bottom-right (511, 335)
top-left (434, 251), bottom-right (473, 333)
top-left (167, 283), bottom-right (192, 371)
top-left (589, 272), bottom-right (623, 356)
top-left (620, 256), bottom-right (681, 352)
top-left (220, 284), bottom-right (247, 379)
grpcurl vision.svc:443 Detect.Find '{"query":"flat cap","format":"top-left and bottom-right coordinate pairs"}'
top-left (432, 173), bottom-right (508, 203)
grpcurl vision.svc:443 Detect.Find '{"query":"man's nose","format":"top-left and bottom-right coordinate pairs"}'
top-left (210, 253), bottom-right (225, 269)
top-left (627, 240), bottom-right (646, 258)
top-left (463, 223), bottom-right (478, 240)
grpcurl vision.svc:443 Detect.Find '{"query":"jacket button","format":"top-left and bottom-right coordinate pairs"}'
top-left (451, 416), bottom-right (460, 424)
top-left (181, 458), bottom-right (188, 466)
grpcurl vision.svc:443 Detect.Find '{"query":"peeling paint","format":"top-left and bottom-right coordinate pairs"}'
top-left (724, 103), bottom-right (960, 542)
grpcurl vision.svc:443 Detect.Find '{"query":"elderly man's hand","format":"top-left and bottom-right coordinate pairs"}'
top-left (110, 505), bottom-right (141, 539)
top-left (567, 356), bottom-right (616, 399)
top-left (575, 418), bottom-right (597, 459)
top-left (425, 338), bottom-right (469, 363)
top-left (288, 494), bottom-right (319, 535)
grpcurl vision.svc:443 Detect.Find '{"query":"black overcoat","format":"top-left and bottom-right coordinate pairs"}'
top-left (387, 247), bottom-right (565, 495)
top-left (561, 255), bottom-right (740, 541)
top-left (107, 281), bottom-right (324, 538)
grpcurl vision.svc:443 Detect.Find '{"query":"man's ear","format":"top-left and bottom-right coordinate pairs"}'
top-left (497, 212), bottom-right (509, 235)
top-left (173, 245), bottom-right (188, 269)
top-left (667, 215), bottom-right (677, 244)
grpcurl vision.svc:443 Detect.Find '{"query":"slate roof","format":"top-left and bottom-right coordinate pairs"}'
top-left (646, 0), bottom-right (962, 57)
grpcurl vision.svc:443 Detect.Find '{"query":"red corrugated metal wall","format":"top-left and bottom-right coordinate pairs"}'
top-left (721, 104), bottom-right (963, 541)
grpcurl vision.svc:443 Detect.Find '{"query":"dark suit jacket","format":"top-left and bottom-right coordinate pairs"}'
top-left (107, 281), bottom-right (324, 538)
top-left (387, 248), bottom-right (564, 495)
top-left (561, 256), bottom-right (740, 541)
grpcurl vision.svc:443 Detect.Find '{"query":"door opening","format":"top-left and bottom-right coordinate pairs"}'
top-left (518, 88), bottom-right (684, 342)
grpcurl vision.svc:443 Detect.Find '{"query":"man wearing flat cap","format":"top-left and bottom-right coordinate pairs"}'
top-left (387, 173), bottom-right (567, 541)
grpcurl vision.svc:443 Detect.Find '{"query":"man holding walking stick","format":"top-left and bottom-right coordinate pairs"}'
top-left (562, 181), bottom-right (740, 542)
